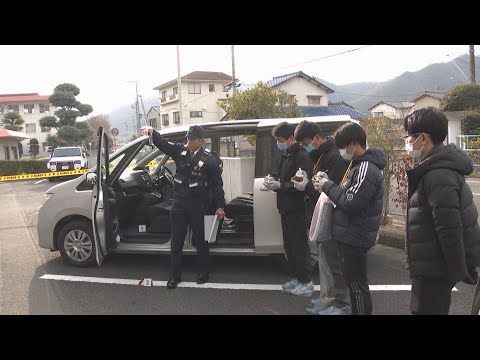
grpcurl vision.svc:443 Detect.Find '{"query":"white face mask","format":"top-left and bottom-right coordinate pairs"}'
top-left (405, 135), bottom-right (422, 160)
top-left (339, 147), bottom-right (354, 161)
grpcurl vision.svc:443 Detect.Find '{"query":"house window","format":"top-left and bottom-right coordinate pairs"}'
top-left (173, 111), bottom-right (180, 124)
top-left (3, 145), bottom-right (11, 160)
top-left (41, 126), bottom-right (51, 133)
top-left (8, 104), bottom-right (19, 113)
top-left (373, 112), bottom-right (384, 118)
top-left (173, 87), bottom-right (178, 95)
top-left (150, 118), bottom-right (158, 128)
top-left (223, 85), bottom-right (229, 92)
top-left (188, 83), bottom-right (201, 94)
top-left (162, 114), bottom-right (169, 126)
top-left (39, 104), bottom-right (50, 113)
top-left (25, 123), bottom-right (36, 133)
top-left (42, 142), bottom-right (48, 152)
top-left (24, 104), bottom-right (35, 114)
top-left (209, 84), bottom-right (215, 92)
top-left (190, 111), bottom-right (202, 118)
top-left (307, 96), bottom-right (321, 105)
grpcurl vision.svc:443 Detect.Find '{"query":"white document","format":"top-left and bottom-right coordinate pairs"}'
top-left (204, 215), bottom-right (220, 243)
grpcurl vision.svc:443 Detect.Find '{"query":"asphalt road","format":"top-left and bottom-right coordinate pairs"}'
top-left (0, 177), bottom-right (477, 315)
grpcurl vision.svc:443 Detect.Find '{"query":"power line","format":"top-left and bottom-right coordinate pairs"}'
top-left (282, 45), bottom-right (373, 69)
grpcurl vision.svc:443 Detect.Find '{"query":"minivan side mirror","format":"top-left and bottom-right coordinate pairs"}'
top-left (86, 172), bottom-right (97, 184)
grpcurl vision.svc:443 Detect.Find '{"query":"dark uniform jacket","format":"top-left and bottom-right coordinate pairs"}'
top-left (152, 130), bottom-right (225, 212)
top-left (304, 137), bottom-right (348, 223)
top-left (322, 148), bottom-right (386, 249)
top-left (274, 142), bottom-right (312, 214)
top-left (406, 143), bottom-right (480, 284)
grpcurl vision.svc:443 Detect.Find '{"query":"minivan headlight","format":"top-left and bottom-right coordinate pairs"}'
top-left (74, 160), bottom-right (81, 164)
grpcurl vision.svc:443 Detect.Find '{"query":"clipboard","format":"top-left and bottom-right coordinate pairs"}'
top-left (204, 215), bottom-right (220, 243)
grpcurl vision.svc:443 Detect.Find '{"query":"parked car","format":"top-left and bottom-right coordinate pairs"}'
top-left (47, 146), bottom-right (89, 182)
top-left (37, 116), bottom-right (357, 267)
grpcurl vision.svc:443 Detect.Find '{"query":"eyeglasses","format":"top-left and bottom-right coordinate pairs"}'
top-left (403, 133), bottom-right (421, 140)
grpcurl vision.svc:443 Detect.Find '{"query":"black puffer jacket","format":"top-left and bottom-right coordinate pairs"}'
top-left (275, 142), bottom-right (312, 214)
top-left (406, 143), bottom-right (480, 284)
top-left (322, 148), bottom-right (386, 249)
top-left (305, 137), bottom-right (348, 225)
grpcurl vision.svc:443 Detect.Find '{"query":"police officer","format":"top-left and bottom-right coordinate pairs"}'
top-left (142, 125), bottom-right (225, 289)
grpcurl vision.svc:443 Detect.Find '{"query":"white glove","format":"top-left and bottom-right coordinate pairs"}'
top-left (264, 179), bottom-right (281, 191)
top-left (316, 171), bottom-right (329, 180)
top-left (291, 170), bottom-right (309, 191)
top-left (313, 177), bottom-right (328, 192)
top-left (142, 126), bottom-right (154, 137)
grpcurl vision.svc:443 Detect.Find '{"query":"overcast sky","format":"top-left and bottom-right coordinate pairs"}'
top-left (0, 45), bottom-right (476, 117)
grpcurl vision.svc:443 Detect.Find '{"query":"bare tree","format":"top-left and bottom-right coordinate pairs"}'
top-left (86, 114), bottom-right (111, 134)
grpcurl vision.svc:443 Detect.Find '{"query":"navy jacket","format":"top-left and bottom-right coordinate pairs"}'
top-left (322, 148), bottom-right (386, 249)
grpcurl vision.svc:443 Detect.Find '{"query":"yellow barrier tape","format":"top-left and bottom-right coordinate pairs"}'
top-left (0, 169), bottom-right (90, 182)
top-left (0, 159), bottom-right (175, 182)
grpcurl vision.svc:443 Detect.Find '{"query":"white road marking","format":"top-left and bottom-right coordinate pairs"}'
top-left (467, 180), bottom-right (480, 184)
top-left (40, 274), bottom-right (458, 291)
top-left (472, 193), bottom-right (480, 196)
top-left (34, 179), bottom-right (47, 184)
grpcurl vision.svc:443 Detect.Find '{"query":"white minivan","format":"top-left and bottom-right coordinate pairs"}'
top-left (37, 116), bottom-right (356, 267)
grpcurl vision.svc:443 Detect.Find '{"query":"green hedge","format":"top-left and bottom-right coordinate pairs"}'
top-left (0, 159), bottom-right (50, 176)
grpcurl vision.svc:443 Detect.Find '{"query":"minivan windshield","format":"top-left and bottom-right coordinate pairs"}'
top-left (53, 148), bottom-right (82, 157)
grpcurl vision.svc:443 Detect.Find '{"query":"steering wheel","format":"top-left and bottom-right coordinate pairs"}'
top-left (160, 165), bottom-right (175, 186)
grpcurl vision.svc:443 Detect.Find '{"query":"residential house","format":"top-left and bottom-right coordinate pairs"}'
top-left (368, 101), bottom-right (415, 119)
top-left (0, 129), bottom-right (30, 160)
top-left (147, 106), bottom-right (160, 129)
top-left (0, 93), bottom-right (56, 158)
top-left (266, 71), bottom-right (367, 122)
top-left (153, 71), bottom-right (233, 130)
top-left (411, 90), bottom-right (445, 110)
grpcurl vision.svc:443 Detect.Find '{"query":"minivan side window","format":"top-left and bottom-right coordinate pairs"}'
top-left (255, 127), bottom-right (281, 178)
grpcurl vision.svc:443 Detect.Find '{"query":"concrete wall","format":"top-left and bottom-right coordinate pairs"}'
top-left (220, 157), bottom-right (255, 203)
top-left (444, 111), bottom-right (464, 146)
top-left (273, 77), bottom-right (329, 106)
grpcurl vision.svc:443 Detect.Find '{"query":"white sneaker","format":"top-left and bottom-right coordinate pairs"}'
top-left (281, 278), bottom-right (299, 292)
top-left (317, 305), bottom-right (352, 315)
top-left (288, 281), bottom-right (314, 297)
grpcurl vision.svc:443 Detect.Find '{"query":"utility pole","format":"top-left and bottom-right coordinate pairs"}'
top-left (470, 45), bottom-right (476, 84)
top-left (135, 81), bottom-right (141, 133)
top-left (176, 45), bottom-right (183, 125)
top-left (231, 45), bottom-right (237, 95)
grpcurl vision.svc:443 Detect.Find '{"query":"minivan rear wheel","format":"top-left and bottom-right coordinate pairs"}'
top-left (58, 220), bottom-right (96, 267)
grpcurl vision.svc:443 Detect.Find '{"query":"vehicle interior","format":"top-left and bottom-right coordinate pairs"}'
top-left (107, 124), bottom-right (259, 250)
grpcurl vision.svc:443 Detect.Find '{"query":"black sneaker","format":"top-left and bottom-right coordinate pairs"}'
top-left (196, 273), bottom-right (209, 284)
top-left (167, 279), bottom-right (181, 289)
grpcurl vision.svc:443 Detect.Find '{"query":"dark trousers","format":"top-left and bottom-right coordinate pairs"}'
top-left (410, 278), bottom-right (456, 315)
top-left (337, 242), bottom-right (372, 315)
top-left (281, 212), bottom-right (312, 284)
top-left (322, 239), bottom-right (351, 307)
top-left (170, 194), bottom-right (209, 280)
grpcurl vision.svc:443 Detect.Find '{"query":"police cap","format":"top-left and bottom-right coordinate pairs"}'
top-left (185, 125), bottom-right (206, 139)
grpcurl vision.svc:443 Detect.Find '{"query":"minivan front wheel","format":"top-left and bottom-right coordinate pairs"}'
top-left (58, 220), bottom-right (96, 267)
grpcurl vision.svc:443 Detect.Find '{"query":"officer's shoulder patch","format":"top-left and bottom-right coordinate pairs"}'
top-left (346, 193), bottom-right (354, 201)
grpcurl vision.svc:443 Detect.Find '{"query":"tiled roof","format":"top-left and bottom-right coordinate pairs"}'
top-left (0, 93), bottom-right (49, 103)
top-left (299, 103), bottom-right (367, 120)
top-left (411, 90), bottom-right (445, 102)
top-left (266, 71), bottom-right (334, 94)
top-left (368, 101), bottom-right (415, 111)
top-left (0, 129), bottom-right (31, 140)
top-left (154, 71), bottom-right (233, 90)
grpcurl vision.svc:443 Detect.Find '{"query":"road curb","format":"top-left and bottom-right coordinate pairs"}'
top-left (377, 227), bottom-right (405, 250)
